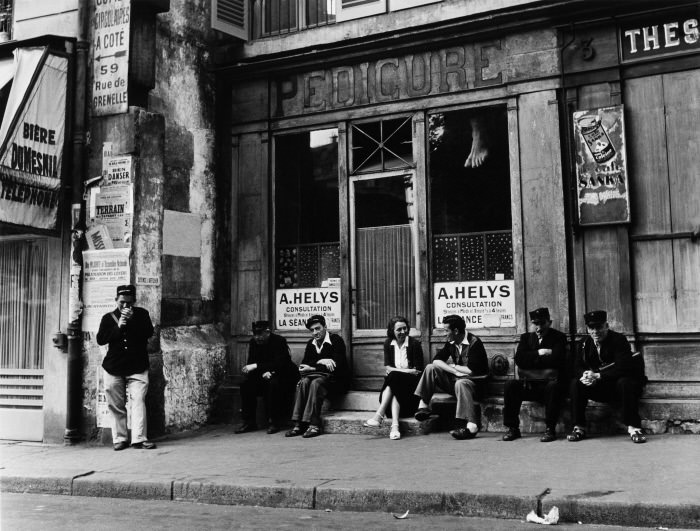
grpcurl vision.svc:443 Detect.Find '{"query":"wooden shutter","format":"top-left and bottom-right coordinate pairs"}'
top-left (212, 0), bottom-right (249, 40)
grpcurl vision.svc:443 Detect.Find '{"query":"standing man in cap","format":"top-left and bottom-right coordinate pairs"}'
top-left (568, 310), bottom-right (647, 444)
top-left (236, 320), bottom-right (299, 434)
top-left (413, 314), bottom-right (489, 440)
top-left (285, 315), bottom-right (349, 438)
top-left (502, 307), bottom-right (568, 442)
top-left (97, 285), bottom-right (156, 450)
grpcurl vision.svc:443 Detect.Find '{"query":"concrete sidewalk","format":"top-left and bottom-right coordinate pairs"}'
top-left (1, 427), bottom-right (699, 529)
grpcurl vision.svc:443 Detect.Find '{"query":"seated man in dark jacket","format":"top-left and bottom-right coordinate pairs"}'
top-left (414, 314), bottom-right (489, 440)
top-left (236, 320), bottom-right (299, 434)
top-left (502, 307), bottom-right (568, 442)
top-left (568, 310), bottom-right (646, 444)
top-left (285, 315), bottom-right (349, 439)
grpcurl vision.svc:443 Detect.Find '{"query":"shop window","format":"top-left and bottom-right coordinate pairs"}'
top-left (429, 106), bottom-right (514, 327)
top-left (275, 128), bottom-right (340, 289)
top-left (350, 116), bottom-right (413, 174)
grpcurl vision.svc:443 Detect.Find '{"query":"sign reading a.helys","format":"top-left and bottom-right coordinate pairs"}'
top-left (276, 288), bottom-right (341, 330)
top-left (434, 280), bottom-right (516, 328)
top-left (92, 0), bottom-right (130, 115)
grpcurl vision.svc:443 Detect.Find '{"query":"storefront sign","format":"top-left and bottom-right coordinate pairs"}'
top-left (573, 105), bottom-right (630, 226)
top-left (274, 39), bottom-right (517, 117)
top-left (92, 0), bottom-right (130, 115)
top-left (434, 280), bottom-right (516, 328)
top-left (275, 288), bottom-right (341, 330)
top-left (93, 184), bottom-right (133, 247)
top-left (620, 12), bottom-right (699, 63)
top-left (82, 248), bottom-right (131, 332)
top-left (0, 49), bottom-right (67, 230)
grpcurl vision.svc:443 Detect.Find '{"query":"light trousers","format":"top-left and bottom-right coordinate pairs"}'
top-left (104, 369), bottom-right (149, 444)
top-left (414, 364), bottom-right (478, 422)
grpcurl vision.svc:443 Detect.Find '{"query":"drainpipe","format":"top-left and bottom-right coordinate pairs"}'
top-left (64, 0), bottom-right (90, 445)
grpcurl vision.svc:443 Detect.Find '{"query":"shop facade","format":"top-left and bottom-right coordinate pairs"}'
top-left (220, 1), bottom-right (699, 427)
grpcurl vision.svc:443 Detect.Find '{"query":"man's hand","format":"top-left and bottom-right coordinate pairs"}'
top-left (118, 307), bottom-right (133, 328)
top-left (242, 363), bottom-right (257, 375)
top-left (317, 358), bottom-right (336, 372)
top-left (538, 348), bottom-right (552, 356)
top-left (453, 365), bottom-right (471, 376)
top-left (580, 370), bottom-right (600, 386)
top-left (262, 371), bottom-right (272, 380)
top-left (299, 364), bottom-right (314, 374)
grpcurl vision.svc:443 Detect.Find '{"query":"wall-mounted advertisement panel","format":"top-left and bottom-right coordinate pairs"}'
top-left (434, 280), bottom-right (516, 328)
top-left (275, 287), bottom-right (341, 330)
top-left (81, 248), bottom-right (131, 332)
top-left (573, 105), bottom-right (630, 226)
top-left (92, 0), bottom-right (130, 115)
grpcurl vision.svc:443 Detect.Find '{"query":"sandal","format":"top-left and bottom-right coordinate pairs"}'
top-left (389, 425), bottom-right (401, 440)
top-left (630, 430), bottom-right (647, 444)
top-left (567, 427), bottom-right (586, 442)
top-left (363, 414), bottom-right (384, 428)
top-left (302, 425), bottom-right (322, 438)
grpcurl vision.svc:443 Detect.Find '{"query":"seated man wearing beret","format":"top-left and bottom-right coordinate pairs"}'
top-left (502, 307), bottom-right (568, 442)
top-left (568, 310), bottom-right (647, 444)
top-left (285, 315), bottom-right (349, 438)
top-left (236, 320), bottom-right (299, 434)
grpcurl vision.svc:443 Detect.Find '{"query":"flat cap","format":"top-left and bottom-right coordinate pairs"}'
top-left (584, 310), bottom-right (607, 327)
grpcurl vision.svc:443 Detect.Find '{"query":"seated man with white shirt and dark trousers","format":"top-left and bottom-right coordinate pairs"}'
top-left (285, 315), bottom-right (349, 439)
top-left (413, 314), bottom-right (489, 440)
top-left (568, 310), bottom-right (647, 444)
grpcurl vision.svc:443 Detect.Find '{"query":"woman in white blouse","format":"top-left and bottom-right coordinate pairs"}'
top-left (364, 316), bottom-right (424, 439)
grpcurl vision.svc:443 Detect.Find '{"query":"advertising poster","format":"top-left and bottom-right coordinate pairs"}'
top-left (434, 280), bottom-right (516, 328)
top-left (573, 105), bottom-right (630, 226)
top-left (93, 0), bottom-right (130, 115)
top-left (93, 184), bottom-right (133, 247)
top-left (275, 287), bottom-right (341, 330)
top-left (0, 49), bottom-right (67, 230)
top-left (103, 155), bottom-right (132, 186)
top-left (82, 248), bottom-right (130, 332)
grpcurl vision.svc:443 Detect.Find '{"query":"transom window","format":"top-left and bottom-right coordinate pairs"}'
top-left (350, 117), bottom-right (413, 174)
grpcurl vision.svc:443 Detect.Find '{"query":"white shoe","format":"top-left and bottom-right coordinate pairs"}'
top-left (389, 425), bottom-right (401, 440)
top-left (363, 414), bottom-right (384, 428)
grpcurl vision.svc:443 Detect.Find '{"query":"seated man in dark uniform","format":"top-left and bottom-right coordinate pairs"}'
top-left (285, 315), bottom-right (349, 439)
top-left (502, 307), bottom-right (568, 442)
top-left (413, 314), bottom-right (489, 440)
top-left (236, 320), bottom-right (299, 434)
top-left (568, 310), bottom-right (647, 444)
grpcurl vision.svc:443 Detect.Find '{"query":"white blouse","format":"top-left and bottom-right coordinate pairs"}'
top-left (391, 339), bottom-right (409, 369)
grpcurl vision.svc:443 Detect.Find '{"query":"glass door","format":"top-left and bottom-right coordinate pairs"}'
top-left (350, 172), bottom-right (419, 332)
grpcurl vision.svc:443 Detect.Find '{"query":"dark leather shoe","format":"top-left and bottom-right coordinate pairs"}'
top-left (266, 424), bottom-right (280, 434)
top-left (502, 428), bottom-right (521, 441)
top-left (450, 427), bottom-right (477, 440)
top-left (540, 428), bottom-right (556, 442)
top-left (132, 441), bottom-right (156, 449)
top-left (235, 423), bottom-right (258, 434)
top-left (285, 425), bottom-right (305, 437)
top-left (302, 426), bottom-right (322, 438)
top-left (414, 408), bottom-right (432, 422)
top-left (113, 441), bottom-right (129, 451)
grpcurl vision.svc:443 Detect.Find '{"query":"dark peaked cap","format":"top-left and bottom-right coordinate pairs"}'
top-left (529, 307), bottom-right (551, 323)
top-left (584, 310), bottom-right (607, 327)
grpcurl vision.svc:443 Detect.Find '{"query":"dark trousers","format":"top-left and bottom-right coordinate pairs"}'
top-left (240, 373), bottom-right (295, 424)
top-left (291, 374), bottom-right (336, 426)
top-left (503, 379), bottom-right (565, 431)
top-left (570, 376), bottom-right (644, 428)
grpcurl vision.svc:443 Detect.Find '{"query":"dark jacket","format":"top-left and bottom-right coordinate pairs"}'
top-left (575, 329), bottom-right (639, 382)
top-left (383, 336), bottom-right (424, 371)
top-left (433, 332), bottom-right (489, 377)
top-left (515, 328), bottom-right (568, 383)
top-left (246, 333), bottom-right (298, 380)
top-left (300, 332), bottom-right (350, 392)
top-left (97, 307), bottom-right (154, 376)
